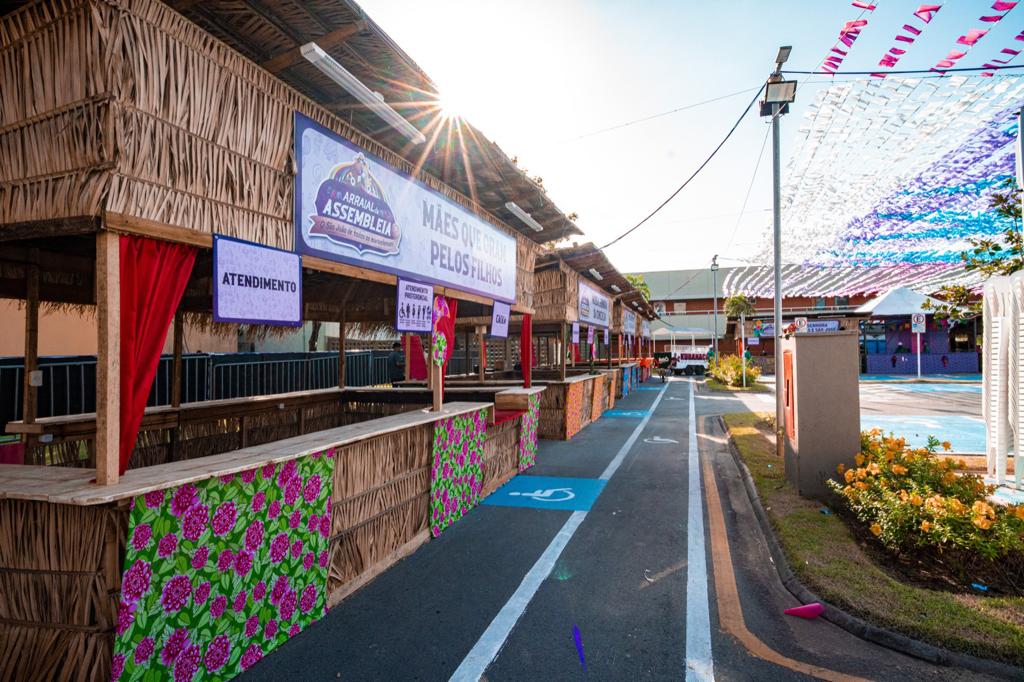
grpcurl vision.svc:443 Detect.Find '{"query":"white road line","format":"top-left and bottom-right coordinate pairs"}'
top-left (449, 382), bottom-right (671, 682)
top-left (686, 379), bottom-right (714, 681)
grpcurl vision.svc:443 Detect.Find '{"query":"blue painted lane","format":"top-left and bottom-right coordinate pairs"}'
top-left (860, 415), bottom-right (985, 453)
top-left (481, 475), bottom-right (607, 511)
top-left (603, 409), bottom-right (649, 419)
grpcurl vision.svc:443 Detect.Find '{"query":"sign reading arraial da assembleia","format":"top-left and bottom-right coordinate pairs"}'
top-left (293, 113), bottom-right (517, 303)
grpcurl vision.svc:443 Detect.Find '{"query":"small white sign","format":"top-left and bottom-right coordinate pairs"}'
top-left (572, 322), bottom-right (580, 344)
top-left (795, 317), bottom-right (808, 332)
top-left (747, 336), bottom-right (760, 346)
top-left (396, 278), bottom-right (433, 333)
top-left (604, 328), bottom-right (609, 345)
top-left (587, 326), bottom-right (595, 345)
top-left (911, 312), bottom-right (926, 334)
top-left (490, 301), bottom-right (510, 338)
top-left (214, 235), bottom-right (301, 326)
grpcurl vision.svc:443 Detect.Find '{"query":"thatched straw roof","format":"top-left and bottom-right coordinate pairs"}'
top-left (152, 0), bottom-right (583, 244)
top-left (536, 242), bottom-right (659, 320)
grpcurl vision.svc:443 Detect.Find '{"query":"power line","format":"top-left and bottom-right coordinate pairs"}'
top-left (599, 84), bottom-right (766, 250)
top-left (564, 86), bottom-right (762, 142)
top-left (725, 123), bottom-right (772, 251)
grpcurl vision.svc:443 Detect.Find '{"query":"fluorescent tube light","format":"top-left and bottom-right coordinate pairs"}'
top-left (610, 284), bottom-right (621, 293)
top-left (504, 201), bottom-right (544, 232)
top-left (589, 268), bottom-right (603, 280)
top-left (301, 42), bottom-right (426, 144)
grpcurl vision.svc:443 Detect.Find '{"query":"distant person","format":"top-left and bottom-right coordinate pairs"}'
top-left (388, 342), bottom-right (405, 383)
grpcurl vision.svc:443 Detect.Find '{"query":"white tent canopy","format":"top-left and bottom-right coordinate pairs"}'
top-left (855, 286), bottom-right (944, 316)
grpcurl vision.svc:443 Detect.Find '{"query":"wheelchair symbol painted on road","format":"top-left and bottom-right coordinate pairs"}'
top-left (643, 436), bottom-right (679, 444)
top-left (508, 488), bottom-right (577, 503)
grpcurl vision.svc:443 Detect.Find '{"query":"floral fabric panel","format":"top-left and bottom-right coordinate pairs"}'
top-left (518, 394), bottom-right (540, 471)
top-left (430, 409), bottom-right (486, 537)
top-left (564, 382), bottom-right (585, 440)
top-left (111, 452), bottom-right (335, 681)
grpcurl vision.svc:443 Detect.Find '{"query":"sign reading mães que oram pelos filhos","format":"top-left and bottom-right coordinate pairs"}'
top-left (578, 281), bottom-right (610, 328)
top-left (293, 113), bottom-right (517, 303)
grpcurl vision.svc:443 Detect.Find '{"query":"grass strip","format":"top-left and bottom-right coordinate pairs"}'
top-left (723, 411), bottom-right (1024, 667)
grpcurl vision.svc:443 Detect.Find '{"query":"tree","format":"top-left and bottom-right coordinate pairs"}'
top-left (926, 179), bottom-right (1022, 323)
top-left (625, 273), bottom-right (651, 301)
top-left (724, 294), bottom-right (755, 319)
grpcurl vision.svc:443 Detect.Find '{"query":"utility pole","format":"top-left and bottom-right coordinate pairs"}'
top-left (711, 254), bottom-right (719, 361)
top-left (761, 46), bottom-right (796, 459)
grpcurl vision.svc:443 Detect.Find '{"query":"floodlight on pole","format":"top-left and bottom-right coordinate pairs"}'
top-left (301, 42), bottom-right (426, 144)
top-left (760, 47), bottom-right (796, 460)
top-left (504, 202), bottom-right (545, 232)
top-left (775, 45), bottom-right (792, 69)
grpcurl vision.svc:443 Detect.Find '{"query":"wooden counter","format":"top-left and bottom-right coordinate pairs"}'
top-left (0, 402), bottom-right (489, 506)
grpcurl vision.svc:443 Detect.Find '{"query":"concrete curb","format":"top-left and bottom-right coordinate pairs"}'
top-left (715, 415), bottom-right (1024, 679)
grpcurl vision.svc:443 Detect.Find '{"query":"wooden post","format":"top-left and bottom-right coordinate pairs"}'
top-left (504, 335), bottom-right (512, 372)
top-left (430, 357), bottom-right (442, 411)
top-left (607, 330), bottom-right (613, 368)
top-left (403, 333), bottom-right (412, 382)
top-left (464, 330), bottom-right (472, 376)
top-left (338, 311), bottom-right (346, 388)
top-left (95, 231), bottom-right (120, 486)
top-left (477, 325), bottom-right (486, 382)
top-left (560, 322), bottom-right (568, 381)
top-left (171, 311), bottom-right (183, 408)
top-left (22, 255), bottom-right (39, 464)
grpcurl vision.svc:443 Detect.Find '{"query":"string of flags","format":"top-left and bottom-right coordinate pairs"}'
top-left (932, 1), bottom-right (1017, 72)
top-left (871, 4), bottom-right (942, 78)
top-left (760, 74), bottom-right (1024, 293)
top-left (822, 2), bottom-right (878, 75)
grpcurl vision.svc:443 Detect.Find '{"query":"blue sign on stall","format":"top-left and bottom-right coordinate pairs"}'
top-left (482, 476), bottom-right (606, 511)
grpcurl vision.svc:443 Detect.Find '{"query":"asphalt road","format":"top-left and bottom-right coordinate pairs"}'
top-left (239, 377), bottom-right (1001, 681)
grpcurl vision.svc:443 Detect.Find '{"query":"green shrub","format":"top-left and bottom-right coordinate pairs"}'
top-left (828, 431), bottom-right (1024, 561)
top-left (708, 354), bottom-right (760, 387)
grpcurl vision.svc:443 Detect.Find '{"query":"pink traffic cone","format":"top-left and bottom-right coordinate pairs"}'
top-left (784, 602), bottom-right (824, 619)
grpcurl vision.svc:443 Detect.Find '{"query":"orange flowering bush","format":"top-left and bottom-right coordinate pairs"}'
top-left (828, 430), bottom-right (1024, 561)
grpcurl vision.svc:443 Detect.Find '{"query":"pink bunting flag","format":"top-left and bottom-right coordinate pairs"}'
top-left (913, 4), bottom-right (942, 23)
top-left (980, 14), bottom-right (1005, 22)
top-left (851, 1), bottom-right (876, 8)
top-left (992, 1), bottom-right (1018, 11)
top-left (957, 28), bottom-right (989, 46)
top-left (872, 4), bottom-right (944, 76)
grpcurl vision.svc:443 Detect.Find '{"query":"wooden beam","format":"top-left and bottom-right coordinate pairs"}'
top-left (261, 22), bottom-right (366, 74)
top-left (338, 308), bottom-right (346, 388)
top-left (171, 311), bottom-right (183, 408)
top-left (0, 215), bottom-right (100, 242)
top-left (560, 322), bottom-right (567, 381)
top-left (95, 231), bottom-right (120, 485)
top-left (477, 325), bottom-right (486, 382)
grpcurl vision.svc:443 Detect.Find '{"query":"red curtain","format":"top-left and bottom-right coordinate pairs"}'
top-left (403, 335), bottom-right (428, 380)
top-left (520, 313), bottom-right (532, 388)
top-left (119, 235), bottom-right (196, 474)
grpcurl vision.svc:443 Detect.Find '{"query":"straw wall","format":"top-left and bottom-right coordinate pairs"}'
top-left (481, 418), bottom-right (520, 496)
top-left (533, 262), bottom-right (578, 324)
top-left (328, 423), bottom-right (433, 602)
top-left (0, 0), bottom-right (540, 307)
top-left (0, 498), bottom-right (125, 682)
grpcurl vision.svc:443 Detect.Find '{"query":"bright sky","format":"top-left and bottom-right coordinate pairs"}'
top-left (357, 0), bottom-right (1021, 273)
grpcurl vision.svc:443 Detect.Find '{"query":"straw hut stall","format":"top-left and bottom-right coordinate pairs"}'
top-left (0, 0), bottom-right (581, 679)
top-left (611, 286), bottom-right (657, 396)
top-left (412, 243), bottom-right (637, 440)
